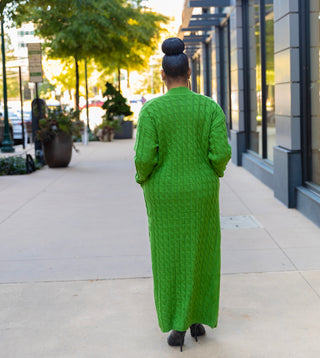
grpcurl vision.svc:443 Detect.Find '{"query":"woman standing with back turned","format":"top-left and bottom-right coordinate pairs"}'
top-left (134, 37), bottom-right (231, 352)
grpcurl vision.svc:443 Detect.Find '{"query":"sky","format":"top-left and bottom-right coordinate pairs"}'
top-left (142, 0), bottom-right (185, 31)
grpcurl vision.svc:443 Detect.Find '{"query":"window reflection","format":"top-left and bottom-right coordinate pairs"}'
top-left (309, 5), bottom-right (320, 185)
top-left (249, 0), bottom-right (275, 161)
top-left (196, 55), bottom-right (201, 94)
top-left (211, 44), bottom-right (217, 102)
top-left (250, 0), bottom-right (262, 156)
top-left (265, 3), bottom-right (275, 161)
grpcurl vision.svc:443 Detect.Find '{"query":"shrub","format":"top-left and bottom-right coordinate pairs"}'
top-left (36, 107), bottom-right (83, 143)
top-left (0, 155), bottom-right (41, 175)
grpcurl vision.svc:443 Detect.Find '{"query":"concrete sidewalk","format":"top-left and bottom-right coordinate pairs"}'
top-left (0, 139), bottom-right (319, 357)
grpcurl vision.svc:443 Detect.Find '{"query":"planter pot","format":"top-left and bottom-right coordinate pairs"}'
top-left (114, 120), bottom-right (133, 139)
top-left (107, 130), bottom-right (115, 142)
top-left (43, 132), bottom-right (73, 168)
top-left (97, 128), bottom-right (115, 142)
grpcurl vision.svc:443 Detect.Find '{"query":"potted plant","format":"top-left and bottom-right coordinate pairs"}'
top-left (100, 82), bottom-right (133, 140)
top-left (36, 107), bottom-right (82, 168)
top-left (94, 115), bottom-right (121, 142)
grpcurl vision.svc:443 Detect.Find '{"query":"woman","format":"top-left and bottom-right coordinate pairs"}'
top-left (134, 37), bottom-right (231, 351)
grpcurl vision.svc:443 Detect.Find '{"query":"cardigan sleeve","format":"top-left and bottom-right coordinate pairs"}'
top-left (134, 105), bottom-right (159, 185)
top-left (208, 104), bottom-right (232, 177)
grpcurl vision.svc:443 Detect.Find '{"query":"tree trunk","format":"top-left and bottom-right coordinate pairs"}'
top-left (75, 55), bottom-right (80, 120)
top-left (85, 59), bottom-right (89, 129)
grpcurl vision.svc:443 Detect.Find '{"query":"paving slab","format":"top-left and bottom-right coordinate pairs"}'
top-left (1, 140), bottom-right (318, 283)
top-left (221, 247), bottom-right (296, 274)
top-left (1, 138), bottom-right (320, 357)
top-left (1, 272), bottom-right (320, 358)
top-left (221, 228), bottom-right (278, 251)
top-left (283, 247), bottom-right (320, 271)
top-left (0, 141), bottom-right (150, 283)
top-left (301, 270), bottom-right (320, 297)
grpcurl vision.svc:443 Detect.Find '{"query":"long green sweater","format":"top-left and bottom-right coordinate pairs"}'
top-left (134, 86), bottom-right (231, 332)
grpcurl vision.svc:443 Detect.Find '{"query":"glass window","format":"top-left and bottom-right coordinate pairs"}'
top-left (249, 0), bottom-right (275, 161)
top-left (309, 2), bottom-right (320, 185)
top-left (221, 22), bottom-right (232, 135)
top-left (211, 39), bottom-right (218, 102)
top-left (196, 55), bottom-right (201, 94)
top-left (252, 1), bottom-right (262, 156)
top-left (265, 3), bottom-right (275, 161)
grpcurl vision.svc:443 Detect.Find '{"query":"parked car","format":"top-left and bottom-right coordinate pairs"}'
top-left (0, 112), bottom-right (14, 146)
top-left (10, 110), bottom-right (32, 144)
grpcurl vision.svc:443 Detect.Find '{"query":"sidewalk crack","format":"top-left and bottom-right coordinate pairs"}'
top-left (298, 272), bottom-right (320, 300)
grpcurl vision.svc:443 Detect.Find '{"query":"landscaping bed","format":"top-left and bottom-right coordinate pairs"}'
top-left (0, 155), bottom-right (41, 175)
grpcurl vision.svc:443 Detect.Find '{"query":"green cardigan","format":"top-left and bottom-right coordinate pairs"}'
top-left (134, 87), bottom-right (231, 332)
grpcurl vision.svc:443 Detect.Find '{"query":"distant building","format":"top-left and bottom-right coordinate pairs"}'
top-left (8, 22), bottom-right (40, 59)
top-left (6, 23), bottom-right (43, 100)
top-left (179, 0), bottom-right (320, 226)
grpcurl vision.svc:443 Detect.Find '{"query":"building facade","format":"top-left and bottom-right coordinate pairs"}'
top-left (8, 22), bottom-right (39, 59)
top-left (180, 0), bottom-right (320, 226)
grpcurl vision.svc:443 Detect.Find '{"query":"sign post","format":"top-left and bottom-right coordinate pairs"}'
top-left (27, 43), bottom-right (45, 164)
top-left (27, 43), bottom-right (43, 83)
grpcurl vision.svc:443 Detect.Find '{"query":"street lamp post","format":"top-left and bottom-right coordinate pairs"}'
top-left (1, 19), bottom-right (14, 153)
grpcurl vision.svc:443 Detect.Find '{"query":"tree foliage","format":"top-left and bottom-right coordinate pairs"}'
top-left (0, 0), bottom-right (16, 18)
top-left (99, 6), bottom-right (168, 73)
top-left (11, 0), bottom-right (168, 110)
top-left (12, 0), bottom-right (168, 74)
top-left (102, 82), bottom-right (132, 120)
top-left (44, 57), bottom-right (108, 99)
top-left (14, 0), bottom-right (125, 60)
top-left (136, 57), bottom-right (163, 95)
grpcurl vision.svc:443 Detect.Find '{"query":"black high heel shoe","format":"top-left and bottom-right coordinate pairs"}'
top-left (190, 324), bottom-right (205, 342)
top-left (167, 330), bottom-right (186, 352)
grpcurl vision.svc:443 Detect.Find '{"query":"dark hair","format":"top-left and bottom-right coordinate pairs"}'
top-left (162, 38), bottom-right (189, 79)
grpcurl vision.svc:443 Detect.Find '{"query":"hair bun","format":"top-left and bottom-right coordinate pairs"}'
top-left (162, 37), bottom-right (185, 56)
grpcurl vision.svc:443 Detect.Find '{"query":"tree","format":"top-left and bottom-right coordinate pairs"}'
top-left (98, 4), bottom-right (168, 89)
top-left (43, 57), bottom-right (108, 103)
top-left (102, 82), bottom-right (132, 120)
top-left (0, 0), bottom-right (17, 18)
top-left (13, 0), bottom-right (126, 116)
top-left (38, 78), bottom-right (55, 100)
top-left (137, 57), bottom-right (163, 95)
top-left (12, 0), bottom-right (167, 114)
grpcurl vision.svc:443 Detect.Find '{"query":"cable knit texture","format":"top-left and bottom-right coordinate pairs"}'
top-left (134, 87), bottom-right (231, 332)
